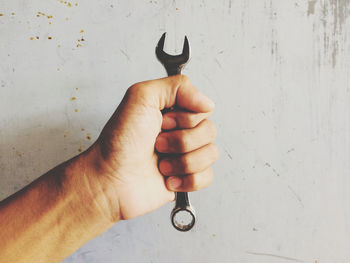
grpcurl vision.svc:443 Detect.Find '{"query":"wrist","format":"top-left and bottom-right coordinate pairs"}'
top-left (63, 144), bottom-right (121, 224)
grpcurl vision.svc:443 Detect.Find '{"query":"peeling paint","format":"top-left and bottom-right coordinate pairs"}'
top-left (307, 0), bottom-right (318, 16)
top-left (313, 0), bottom-right (350, 67)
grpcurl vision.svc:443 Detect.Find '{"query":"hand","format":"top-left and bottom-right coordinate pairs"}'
top-left (0, 75), bottom-right (218, 263)
top-left (86, 75), bottom-right (218, 221)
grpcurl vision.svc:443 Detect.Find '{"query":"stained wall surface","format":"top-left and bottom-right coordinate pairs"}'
top-left (1, 1), bottom-right (350, 262)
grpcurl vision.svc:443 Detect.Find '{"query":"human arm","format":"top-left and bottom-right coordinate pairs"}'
top-left (0, 75), bottom-right (218, 262)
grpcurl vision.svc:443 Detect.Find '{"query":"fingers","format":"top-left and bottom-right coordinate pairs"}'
top-left (155, 119), bottom-right (217, 154)
top-left (126, 75), bottom-right (215, 113)
top-left (161, 111), bottom-right (212, 130)
top-left (166, 168), bottom-right (214, 192)
top-left (159, 143), bottom-right (218, 176)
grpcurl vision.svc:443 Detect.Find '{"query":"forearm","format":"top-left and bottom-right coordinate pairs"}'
top-left (0, 146), bottom-right (119, 263)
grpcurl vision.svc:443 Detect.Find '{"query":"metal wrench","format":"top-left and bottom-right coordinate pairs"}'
top-left (155, 32), bottom-right (195, 232)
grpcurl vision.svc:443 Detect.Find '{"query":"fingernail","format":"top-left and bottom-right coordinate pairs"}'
top-left (167, 176), bottom-right (182, 189)
top-left (156, 136), bottom-right (168, 152)
top-left (199, 93), bottom-right (215, 110)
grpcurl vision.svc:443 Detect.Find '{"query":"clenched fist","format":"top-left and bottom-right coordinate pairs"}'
top-left (90, 75), bottom-right (218, 220)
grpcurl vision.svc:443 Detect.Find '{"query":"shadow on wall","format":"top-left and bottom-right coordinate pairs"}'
top-left (0, 111), bottom-right (97, 201)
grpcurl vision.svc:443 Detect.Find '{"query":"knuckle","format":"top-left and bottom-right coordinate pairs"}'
top-left (177, 130), bottom-right (190, 152)
top-left (188, 175), bottom-right (201, 191)
top-left (188, 114), bottom-right (200, 127)
top-left (127, 82), bottom-right (149, 97)
top-left (209, 143), bottom-right (219, 163)
top-left (204, 119), bottom-right (217, 141)
top-left (180, 154), bottom-right (192, 173)
top-left (206, 168), bottom-right (214, 185)
top-left (179, 74), bottom-right (191, 85)
top-left (128, 82), bottom-right (142, 94)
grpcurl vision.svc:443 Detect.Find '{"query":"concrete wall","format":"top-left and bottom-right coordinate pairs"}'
top-left (1, 1), bottom-right (350, 262)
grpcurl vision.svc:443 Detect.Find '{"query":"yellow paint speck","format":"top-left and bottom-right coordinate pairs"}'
top-left (76, 43), bottom-right (82, 47)
top-left (71, 97), bottom-right (76, 101)
top-left (67, 2), bottom-right (72, 7)
top-left (74, 109), bottom-right (78, 112)
top-left (0, 14), bottom-right (3, 16)
top-left (58, 44), bottom-right (61, 48)
top-left (75, 2), bottom-right (78, 6)
top-left (11, 12), bottom-right (15, 15)
top-left (30, 37), bottom-right (34, 40)
top-left (212, 234), bottom-right (216, 237)
top-left (57, 68), bottom-right (60, 71)
top-left (81, 128), bottom-right (85, 131)
top-left (65, 17), bottom-right (69, 21)
top-left (80, 29), bottom-right (84, 33)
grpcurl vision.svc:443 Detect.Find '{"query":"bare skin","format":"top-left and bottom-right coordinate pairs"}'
top-left (0, 75), bottom-right (218, 263)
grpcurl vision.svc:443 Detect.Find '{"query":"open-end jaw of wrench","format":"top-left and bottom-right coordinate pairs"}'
top-left (155, 33), bottom-right (195, 232)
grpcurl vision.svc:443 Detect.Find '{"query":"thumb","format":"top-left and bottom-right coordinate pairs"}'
top-left (128, 75), bottom-right (215, 113)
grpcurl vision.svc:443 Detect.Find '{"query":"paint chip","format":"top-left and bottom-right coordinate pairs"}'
top-left (0, 14), bottom-right (3, 16)
top-left (81, 128), bottom-right (85, 131)
top-left (71, 97), bottom-right (76, 100)
top-left (48, 36), bottom-right (52, 40)
top-left (30, 37), bottom-right (34, 40)
top-left (212, 234), bottom-right (216, 237)
top-left (67, 2), bottom-right (72, 7)
top-left (11, 12), bottom-right (15, 15)
top-left (80, 29), bottom-right (84, 33)
top-left (74, 109), bottom-right (78, 112)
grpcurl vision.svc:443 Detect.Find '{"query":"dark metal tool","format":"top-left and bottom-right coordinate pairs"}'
top-left (155, 32), bottom-right (195, 232)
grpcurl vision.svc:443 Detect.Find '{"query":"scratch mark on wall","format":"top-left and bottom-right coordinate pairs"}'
top-left (265, 162), bottom-right (280, 176)
top-left (308, 0), bottom-right (318, 16)
top-left (224, 148), bottom-right (233, 160)
top-left (214, 58), bottom-right (223, 69)
top-left (246, 251), bottom-right (306, 262)
top-left (120, 49), bottom-right (130, 61)
top-left (288, 185), bottom-right (304, 208)
top-left (287, 148), bottom-right (295, 153)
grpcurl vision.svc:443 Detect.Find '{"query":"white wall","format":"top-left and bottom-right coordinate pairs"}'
top-left (1, 1), bottom-right (350, 262)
